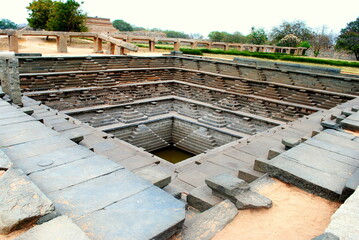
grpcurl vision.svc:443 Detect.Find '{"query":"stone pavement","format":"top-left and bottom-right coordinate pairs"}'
top-left (0, 98), bottom-right (185, 239)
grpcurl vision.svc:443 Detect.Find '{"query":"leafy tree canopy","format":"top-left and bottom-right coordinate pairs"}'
top-left (163, 30), bottom-right (189, 39)
top-left (0, 19), bottom-right (18, 29)
top-left (247, 27), bottom-right (268, 45)
top-left (278, 34), bottom-right (301, 47)
top-left (336, 17), bottom-right (359, 60)
top-left (270, 20), bottom-right (313, 43)
top-left (27, 0), bottom-right (87, 32)
top-left (112, 19), bottom-right (133, 31)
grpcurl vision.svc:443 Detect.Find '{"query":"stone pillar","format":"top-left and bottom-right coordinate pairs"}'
top-left (0, 52), bottom-right (22, 105)
top-left (149, 40), bottom-right (156, 52)
top-left (224, 44), bottom-right (229, 51)
top-left (174, 41), bottom-right (181, 52)
top-left (8, 35), bottom-right (19, 53)
top-left (191, 42), bottom-right (197, 49)
top-left (94, 37), bottom-right (103, 53)
top-left (109, 43), bottom-right (116, 54)
top-left (208, 43), bottom-right (212, 50)
top-left (56, 34), bottom-right (68, 53)
top-left (117, 47), bottom-right (126, 55)
top-left (294, 48), bottom-right (299, 55)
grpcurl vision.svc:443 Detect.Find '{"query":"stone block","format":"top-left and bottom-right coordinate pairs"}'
top-left (181, 200), bottom-right (238, 240)
top-left (187, 185), bottom-right (222, 212)
top-left (205, 173), bottom-right (249, 197)
top-left (0, 168), bottom-right (54, 234)
top-left (163, 184), bottom-right (182, 199)
top-left (281, 137), bottom-right (301, 149)
top-left (0, 149), bottom-right (12, 170)
top-left (134, 166), bottom-right (171, 188)
top-left (254, 158), bottom-right (271, 173)
top-left (267, 147), bottom-right (285, 160)
top-left (321, 120), bottom-right (339, 129)
top-left (311, 232), bottom-right (339, 240)
top-left (342, 109), bottom-right (355, 116)
top-left (340, 168), bottom-right (359, 201)
top-left (75, 186), bottom-right (185, 240)
top-left (14, 216), bottom-right (90, 240)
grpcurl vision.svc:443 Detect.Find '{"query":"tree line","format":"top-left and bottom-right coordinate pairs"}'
top-left (0, 0), bottom-right (358, 60)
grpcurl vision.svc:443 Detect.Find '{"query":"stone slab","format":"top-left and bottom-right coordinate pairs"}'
top-left (0, 168), bottom-right (54, 234)
top-left (48, 168), bottom-right (152, 219)
top-left (205, 173), bottom-right (249, 197)
top-left (29, 155), bottom-right (123, 193)
top-left (181, 200), bottom-right (238, 240)
top-left (75, 186), bottom-right (185, 240)
top-left (1, 136), bottom-right (76, 161)
top-left (341, 168), bottom-right (359, 200)
top-left (0, 126), bottom-right (59, 148)
top-left (14, 216), bottom-right (90, 240)
top-left (163, 184), bottom-right (182, 199)
top-left (0, 115), bottom-right (35, 126)
top-left (313, 132), bottom-right (359, 151)
top-left (12, 145), bottom-right (95, 174)
top-left (0, 149), bottom-right (12, 169)
top-left (187, 185), bottom-right (222, 212)
top-left (134, 166), bottom-right (171, 188)
top-left (326, 187), bottom-right (359, 239)
top-left (311, 233), bottom-right (339, 240)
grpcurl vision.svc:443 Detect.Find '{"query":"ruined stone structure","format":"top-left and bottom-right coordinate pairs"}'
top-left (1, 52), bottom-right (359, 239)
top-left (85, 17), bottom-right (118, 33)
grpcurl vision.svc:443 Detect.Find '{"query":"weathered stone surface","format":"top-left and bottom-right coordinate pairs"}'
top-left (205, 173), bottom-right (249, 197)
top-left (181, 200), bottom-right (238, 240)
top-left (341, 168), bottom-right (359, 201)
top-left (212, 189), bottom-right (272, 210)
top-left (163, 184), bottom-right (182, 199)
top-left (20, 107), bottom-right (34, 116)
top-left (0, 149), bottom-right (12, 170)
top-left (267, 147), bottom-right (285, 160)
top-left (14, 216), bottom-right (90, 240)
top-left (187, 185), bottom-right (222, 212)
top-left (321, 120), bottom-right (339, 129)
top-left (281, 137), bottom-right (301, 149)
top-left (311, 232), bottom-right (339, 240)
top-left (0, 168), bottom-right (54, 234)
top-left (326, 187), bottom-right (359, 240)
top-left (134, 166), bottom-right (171, 188)
top-left (75, 186), bottom-right (185, 240)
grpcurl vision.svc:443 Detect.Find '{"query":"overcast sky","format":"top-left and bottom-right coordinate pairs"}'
top-left (1, 0), bottom-right (358, 37)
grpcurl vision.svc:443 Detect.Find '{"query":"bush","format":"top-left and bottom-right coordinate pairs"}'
top-left (180, 48), bottom-right (203, 55)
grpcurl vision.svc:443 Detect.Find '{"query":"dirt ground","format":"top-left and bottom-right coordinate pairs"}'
top-left (212, 179), bottom-right (341, 240)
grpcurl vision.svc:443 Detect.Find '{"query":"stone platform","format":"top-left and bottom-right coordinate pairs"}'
top-left (0, 98), bottom-right (185, 239)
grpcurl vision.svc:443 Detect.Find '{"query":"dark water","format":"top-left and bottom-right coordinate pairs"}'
top-left (151, 146), bottom-right (195, 164)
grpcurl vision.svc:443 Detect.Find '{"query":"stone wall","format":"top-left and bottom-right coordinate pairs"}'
top-left (85, 17), bottom-right (118, 33)
top-left (306, 48), bottom-right (357, 61)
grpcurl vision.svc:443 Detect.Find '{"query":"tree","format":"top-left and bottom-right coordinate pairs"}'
top-left (0, 19), bottom-right (18, 29)
top-left (247, 27), bottom-right (268, 45)
top-left (27, 0), bottom-right (87, 32)
top-left (112, 19), bottom-right (133, 31)
top-left (310, 26), bottom-right (334, 57)
top-left (224, 31), bottom-right (246, 43)
top-left (163, 30), bottom-right (189, 39)
top-left (336, 17), bottom-right (359, 60)
top-left (270, 20), bottom-right (313, 44)
top-left (26, 0), bottom-right (54, 30)
top-left (208, 31), bottom-right (226, 42)
top-left (278, 34), bottom-right (301, 47)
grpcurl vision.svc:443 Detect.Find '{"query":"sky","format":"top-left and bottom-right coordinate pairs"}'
top-left (1, 0), bottom-right (358, 37)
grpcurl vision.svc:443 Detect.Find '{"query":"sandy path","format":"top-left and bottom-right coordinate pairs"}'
top-left (212, 179), bottom-right (340, 240)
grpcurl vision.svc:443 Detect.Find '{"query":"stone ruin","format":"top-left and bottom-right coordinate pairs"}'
top-left (0, 52), bottom-right (359, 239)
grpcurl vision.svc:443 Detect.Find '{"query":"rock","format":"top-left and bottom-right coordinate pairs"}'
top-left (321, 120), bottom-right (339, 129)
top-left (212, 189), bottom-right (272, 210)
top-left (0, 168), bottom-right (55, 234)
top-left (0, 150), bottom-right (12, 170)
top-left (134, 166), bottom-right (171, 188)
top-left (14, 216), bottom-right (90, 240)
top-left (205, 173), bottom-right (249, 197)
top-left (311, 232), bottom-right (339, 240)
top-left (181, 200), bottom-right (238, 240)
top-left (281, 137), bottom-right (301, 149)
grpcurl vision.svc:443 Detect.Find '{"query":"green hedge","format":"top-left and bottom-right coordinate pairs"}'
top-left (135, 44), bottom-right (359, 67)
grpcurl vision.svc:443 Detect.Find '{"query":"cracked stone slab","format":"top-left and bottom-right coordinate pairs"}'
top-left (14, 216), bottom-right (90, 240)
top-left (205, 173), bottom-right (249, 197)
top-left (75, 186), bottom-right (185, 240)
top-left (0, 168), bottom-right (54, 234)
top-left (181, 200), bottom-right (238, 240)
top-left (29, 155), bottom-right (124, 193)
top-left (187, 185), bottom-right (222, 212)
top-left (48, 168), bottom-right (152, 219)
